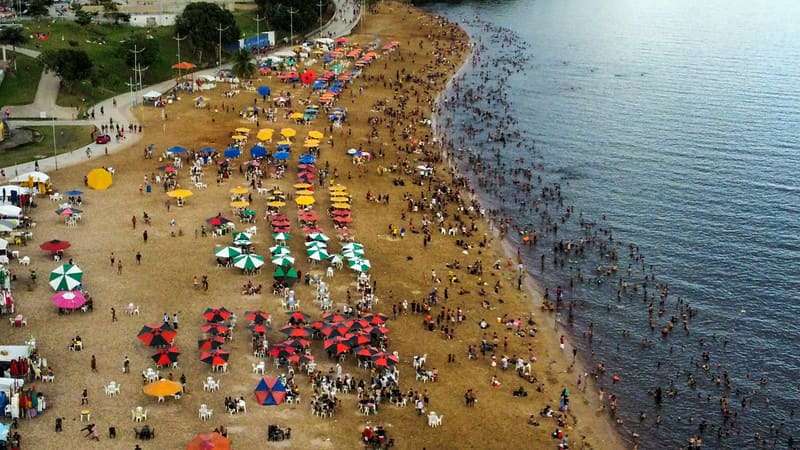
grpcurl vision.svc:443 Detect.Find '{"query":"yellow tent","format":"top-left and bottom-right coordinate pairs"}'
top-left (143, 379), bottom-right (183, 397)
top-left (234, 127), bottom-right (250, 134)
top-left (230, 200), bottom-right (249, 208)
top-left (86, 168), bottom-right (113, 190)
top-left (308, 130), bottom-right (324, 139)
top-left (229, 186), bottom-right (249, 195)
top-left (295, 196), bottom-right (315, 206)
top-left (167, 189), bottom-right (193, 198)
top-left (331, 203), bottom-right (351, 209)
top-left (280, 128), bottom-right (296, 138)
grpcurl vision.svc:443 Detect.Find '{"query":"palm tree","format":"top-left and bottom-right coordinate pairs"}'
top-left (232, 49), bottom-right (256, 80)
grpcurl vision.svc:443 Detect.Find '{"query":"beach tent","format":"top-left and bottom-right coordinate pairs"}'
top-left (186, 432), bottom-right (230, 450)
top-left (143, 90), bottom-right (162, 101)
top-left (86, 168), bottom-right (113, 190)
top-left (10, 171), bottom-right (49, 184)
top-left (254, 376), bottom-right (287, 405)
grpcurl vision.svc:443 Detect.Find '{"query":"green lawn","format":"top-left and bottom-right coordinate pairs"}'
top-left (0, 54), bottom-right (43, 107)
top-left (0, 125), bottom-right (94, 168)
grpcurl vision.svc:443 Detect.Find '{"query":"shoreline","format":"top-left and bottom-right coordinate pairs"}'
top-left (429, 10), bottom-right (627, 449)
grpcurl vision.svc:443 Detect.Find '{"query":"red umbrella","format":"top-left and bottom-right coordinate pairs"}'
top-left (207, 216), bottom-right (231, 227)
top-left (332, 342), bottom-right (351, 355)
top-left (302, 226), bottom-right (322, 234)
top-left (200, 349), bottom-right (230, 366)
top-left (201, 323), bottom-right (230, 335)
top-left (332, 210), bottom-right (351, 216)
top-left (322, 312), bottom-right (347, 323)
top-left (348, 333), bottom-right (372, 347)
top-left (197, 337), bottom-right (225, 351)
top-left (323, 336), bottom-right (348, 349)
top-left (298, 211), bottom-right (319, 222)
top-left (334, 216), bottom-right (353, 223)
top-left (151, 346), bottom-right (180, 367)
top-left (346, 319), bottom-right (371, 331)
top-left (203, 307), bottom-right (232, 323)
top-left (287, 311), bottom-right (310, 324)
top-left (137, 323), bottom-right (177, 347)
top-left (250, 323), bottom-right (269, 335)
top-left (39, 239), bottom-right (71, 253)
top-left (370, 326), bottom-right (391, 335)
top-left (310, 320), bottom-right (326, 330)
top-left (372, 352), bottom-right (399, 368)
top-left (364, 313), bottom-right (388, 325)
top-left (280, 325), bottom-right (312, 338)
top-left (271, 219), bottom-right (291, 227)
top-left (245, 310), bottom-right (271, 323)
top-left (283, 338), bottom-right (311, 349)
top-left (321, 325), bottom-right (351, 338)
top-left (268, 344), bottom-right (297, 358)
top-left (355, 345), bottom-right (379, 357)
top-left (300, 69), bottom-right (317, 85)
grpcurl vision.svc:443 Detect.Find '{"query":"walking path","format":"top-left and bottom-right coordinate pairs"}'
top-left (1, 0), bottom-right (361, 177)
top-left (1, 45), bottom-right (79, 120)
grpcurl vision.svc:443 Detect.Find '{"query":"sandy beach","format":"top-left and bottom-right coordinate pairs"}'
top-left (1, 2), bottom-right (625, 449)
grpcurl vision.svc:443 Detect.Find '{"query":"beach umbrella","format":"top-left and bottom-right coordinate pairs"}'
top-left (64, 189), bottom-right (83, 196)
top-left (304, 239), bottom-right (327, 248)
top-left (280, 128), bottom-right (296, 138)
top-left (242, 208), bottom-right (256, 217)
top-left (48, 263), bottom-right (83, 291)
top-left (186, 432), bottom-right (230, 450)
top-left (307, 247), bottom-right (330, 261)
top-left (308, 130), bottom-right (324, 139)
top-left (172, 61), bottom-right (195, 70)
top-left (200, 349), bottom-right (230, 366)
top-left (355, 346), bottom-right (379, 358)
top-left (268, 344), bottom-right (297, 358)
top-left (334, 215), bottom-right (353, 224)
top-left (272, 232), bottom-right (291, 241)
top-left (51, 290), bottom-right (86, 310)
top-left (203, 307), bottom-right (232, 323)
top-left (330, 196), bottom-right (350, 203)
top-left (280, 325), bottom-right (312, 338)
top-left (245, 310), bottom-right (271, 323)
top-left (231, 135), bottom-right (247, 142)
top-left (348, 333), bottom-right (372, 347)
top-left (200, 323), bottom-right (229, 335)
top-left (250, 323), bottom-right (269, 335)
top-left (207, 216), bottom-right (231, 227)
top-left (273, 151), bottom-right (290, 161)
top-left (330, 342), bottom-right (351, 355)
top-left (257, 85), bottom-right (271, 97)
top-left (287, 311), bottom-right (310, 324)
top-left (250, 144), bottom-right (268, 158)
top-left (197, 337), bottom-right (225, 351)
top-left (348, 258), bottom-right (371, 272)
top-left (266, 201), bottom-right (286, 208)
top-left (295, 189), bottom-right (315, 196)
top-left (151, 346), bottom-right (181, 367)
top-left (254, 376), bottom-right (287, 406)
top-left (331, 203), bottom-right (351, 210)
top-left (230, 200), bottom-right (249, 208)
top-left (295, 196), bottom-right (315, 206)
top-left (298, 154), bottom-right (316, 164)
top-left (364, 313), bottom-right (388, 326)
top-left (232, 232), bottom-right (252, 246)
top-left (329, 184), bottom-right (347, 191)
top-left (230, 186), bottom-right (249, 195)
top-left (283, 338), bottom-right (311, 349)
top-left (40, 239), bottom-right (71, 253)
top-left (271, 254), bottom-right (295, 266)
top-left (307, 232), bottom-right (329, 242)
top-left (341, 242), bottom-right (364, 251)
top-left (372, 352), bottom-right (399, 368)
top-left (223, 147), bottom-right (241, 158)
top-left (346, 318), bottom-right (371, 331)
top-left (289, 112), bottom-right (304, 120)
top-left (233, 254), bottom-right (265, 271)
top-left (298, 211), bottom-right (319, 222)
top-left (256, 129), bottom-right (274, 141)
top-left (331, 209), bottom-right (350, 216)
top-left (270, 246), bottom-right (291, 257)
top-left (167, 146), bottom-right (187, 154)
top-left (342, 248), bottom-right (365, 259)
top-left (167, 189), bottom-right (193, 199)
top-left (322, 312), bottom-right (347, 323)
top-left (235, 127), bottom-right (251, 135)
top-left (276, 142), bottom-right (292, 150)
top-left (293, 182), bottom-right (313, 189)
top-left (86, 168), bottom-right (113, 190)
top-left (137, 323), bottom-right (177, 347)
top-left (200, 146), bottom-right (216, 154)
top-left (143, 379), bottom-right (183, 397)
top-left (322, 325), bottom-right (351, 339)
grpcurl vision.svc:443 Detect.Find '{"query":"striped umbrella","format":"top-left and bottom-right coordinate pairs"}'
top-left (347, 258), bottom-right (371, 273)
top-left (307, 247), bottom-right (330, 261)
top-left (233, 254), bottom-right (265, 271)
top-left (271, 254), bottom-right (295, 266)
top-left (215, 246), bottom-right (242, 259)
top-left (48, 263), bottom-right (83, 291)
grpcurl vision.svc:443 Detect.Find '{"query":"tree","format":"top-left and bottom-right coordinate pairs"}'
top-left (232, 49), bottom-right (256, 80)
top-left (256, 0), bottom-right (330, 35)
top-left (0, 27), bottom-right (27, 71)
top-left (40, 48), bottom-right (93, 86)
top-left (175, 3), bottom-right (240, 65)
top-left (119, 33), bottom-right (159, 69)
top-left (102, 1), bottom-right (131, 24)
top-left (25, 0), bottom-right (52, 17)
top-left (74, 7), bottom-right (98, 26)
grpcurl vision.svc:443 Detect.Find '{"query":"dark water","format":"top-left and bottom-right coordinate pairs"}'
top-left (428, 0), bottom-right (800, 447)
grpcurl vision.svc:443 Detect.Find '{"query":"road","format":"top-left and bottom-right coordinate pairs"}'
top-left (2, 0), bottom-right (362, 176)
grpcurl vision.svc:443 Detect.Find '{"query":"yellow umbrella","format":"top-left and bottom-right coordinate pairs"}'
top-left (328, 185), bottom-right (347, 192)
top-left (86, 168), bottom-right (113, 190)
top-left (277, 139), bottom-right (293, 146)
top-left (280, 128), bottom-right (296, 138)
top-left (230, 200), bottom-right (249, 208)
top-left (256, 129), bottom-right (274, 141)
top-left (330, 196), bottom-right (350, 203)
top-left (295, 190), bottom-right (314, 196)
top-left (167, 189), bottom-right (193, 199)
top-left (229, 186), bottom-right (249, 195)
top-left (267, 201), bottom-right (286, 208)
top-left (143, 379), bottom-right (183, 397)
top-left (308, 130), bottom-right (324, 139)
top-left (231, 135), bottom-right (247, 141)
top-left (289, 112), bottom-right (304, 120)
top-left (295, 196), bottom-right (315, 206)
top-left (293, 183), bottom-right (312, 189)
top-left (303, 140), bottom-right (321, 148)
top-left (235, 127), bottom-right (250, 134)
top-left (331, 203), bottom-right (351, 209)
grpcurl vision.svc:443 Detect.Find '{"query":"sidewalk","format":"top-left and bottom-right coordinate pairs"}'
top-left (1, 45), bottom-right (79, 120)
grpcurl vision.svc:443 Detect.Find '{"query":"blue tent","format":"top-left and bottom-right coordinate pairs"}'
top-left (250, 144), bottom-right (268, 158)
top-left (273, 151), bottom-right (290, 161)
top-left (257, 86), bottom-right (271, 97)
top-left (298, 154), bottom-right (316, 164)
top-left (224, 147), bottom-right (241, 158)
top-left (200, 146), bottom-right (216, 154)
top-left (254, 376), bottom-right (287, 405)
top-left (167, 146), bottom-right (186, 154)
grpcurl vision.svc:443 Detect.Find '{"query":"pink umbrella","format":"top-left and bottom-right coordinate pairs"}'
top-left (51, 291), bottom-right (86, 309)
top-left (334, 216), bottom-right (353, 223)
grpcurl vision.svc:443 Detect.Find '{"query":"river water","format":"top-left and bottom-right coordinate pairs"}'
top-left (428, 0), bottom-right (800, 447)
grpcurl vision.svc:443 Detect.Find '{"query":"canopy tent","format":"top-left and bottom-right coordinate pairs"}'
top-left (0, 205), bottom-right (22, 218)
top-left (143, 90), bottom-right (162, 100)
top-left (254, 376), bottom-right (287, 405)
top-left (10, 171), bottom-right (49, 184)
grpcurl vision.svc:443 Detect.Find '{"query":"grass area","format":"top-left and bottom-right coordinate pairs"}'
top-left (0, 125), bottom-right (94, 168)
top-left (0, 54), bottom-right (43, 107)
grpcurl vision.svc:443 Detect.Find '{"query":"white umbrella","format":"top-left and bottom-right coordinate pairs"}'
top-left (0, 205), bottom-right (22, 217)
top-left (11, 171), bottom-right (49, 183)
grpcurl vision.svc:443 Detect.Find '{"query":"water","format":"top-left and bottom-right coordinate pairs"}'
top-left (428, 0), bottom-right (800, 447)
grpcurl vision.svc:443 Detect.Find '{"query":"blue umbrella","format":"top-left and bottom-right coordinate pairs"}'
top-left (250, 144), bottom-right (268, 158)
top-left (276, 144), bottom-right (291, 152)
top-left (167, 146), bottom-right (186, 154)
top-left (65, 190), bottom-right (83, 196)
top-left (257, 85), bottom-right (271, 97)
top-left (224, 147), bottom-right (241, 158)
top-left (200, 146), bottom-right (216, 154)
top-left (298, 154), bottom-right (316, 164)
top-left (273, 151), bottom-right (290, 161)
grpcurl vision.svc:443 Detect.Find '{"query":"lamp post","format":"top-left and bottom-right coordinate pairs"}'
top-left (51, 116), bottom-right (58, 170)
top-left (173, 32), bottom-right (187, 78)
top-left (216, 24), bottom-right (230, 68)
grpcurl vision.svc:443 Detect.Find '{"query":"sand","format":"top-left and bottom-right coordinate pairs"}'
top-left (2, 3), bottom-right (625, 449)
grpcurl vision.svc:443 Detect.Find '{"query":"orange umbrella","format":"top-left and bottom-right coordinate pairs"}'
top-left (172, 61), bottom-right (196, 70)
top-left (186, 432), bottom-right (230, 450)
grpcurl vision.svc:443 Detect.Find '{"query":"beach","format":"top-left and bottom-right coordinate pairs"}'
top-left (2, 2), bottom-right (623, 449)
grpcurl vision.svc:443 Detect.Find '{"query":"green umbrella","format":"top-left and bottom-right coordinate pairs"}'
top-left (329, 254), bottom-right (343, 265)
top-left (347, 258), bottom-right (371, 273)
top-left (272, 232), bottom-right (291, 241)
top-left (341, 242), bottom-right (364, 251)
top-left (270, 245), bottom-right (291, 256)
top-left (233, 254), bottom-right (265, 271)
top-left (242, 208), bottom-right (256, 216)
top-left (342, 248), bottom-right (365, 259)
top-left (49, 263), bottom-right (83, 291)
top-left (304, 240), bottom-right (327, 249)
top-left (233, 232), bottom-right (252, 246)
top-left (271, 254), bottom-right (295, 266)
top-left (307, 232), bottom-right (329, 242)
top-left (307, 247), bottom-right (330, 261)
top-left (273, 265), bottom-right (298, 279)
top-left (215, 246), bottom-right (242, 259)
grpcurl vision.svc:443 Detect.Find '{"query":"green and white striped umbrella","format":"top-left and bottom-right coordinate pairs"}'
top-left (272, 232), bottom-right (291, 241)
top-left (329, 254), bottom-right (343, 265)
top-left (347, 258), bottom-right (371, 273)
top-left (273, 265), bottom-right (298, 279)
top-left (232, 232), bottom-right (252, 246)
top-left (342, 248), bottom-right (365, 259)
top-left (307, 232), bottom-right (329, 242)
top-left (215, 246), bottom-right (242, 259)
top-left (304, 240), bottom-right (327, 249)
top-left (341, 242), bottom-right (364, 251)
top-left (233, 254), bottom-right (265, 271)
top-left (307, 247), bottom-right (330, 261)
top-left (49, 263), bottom-right (83, 291)
top-left (271, 254), bottom-right (296, 266)
top-left (269, 245), bottom-right (291, 256)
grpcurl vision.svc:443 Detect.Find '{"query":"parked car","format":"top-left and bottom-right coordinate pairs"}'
top-left (95, 134), bottom-right (110, 144)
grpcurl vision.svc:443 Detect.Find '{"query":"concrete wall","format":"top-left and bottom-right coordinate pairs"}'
top-left (129, 13), bottom-right (177, 27)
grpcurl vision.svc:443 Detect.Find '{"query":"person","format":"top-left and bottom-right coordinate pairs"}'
top-left (81, 388), bottom-right (89, 405)
top-left (123, 356), bottom-right (130, 374)
top-left (91, 355), bottom-right (97, 372)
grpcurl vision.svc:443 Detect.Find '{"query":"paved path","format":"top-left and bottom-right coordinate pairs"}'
top-left (1, 45), bottom-right (79, 120)
top-left (2, 0), bottom-right (362, 177)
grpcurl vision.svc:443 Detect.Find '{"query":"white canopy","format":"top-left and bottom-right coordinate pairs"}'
top-left (143, 90), bottom-right (162, 99)
top-left (0, 345), bottom-right (30, 363)
top-left (272, 50), bottom-right (297, 58)
top-left (0, 205), bottom-right (21, 217)
top-left (315, 37), bottom-right (334, 45)
top-left (10, 171), bottom-right (49, 183)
